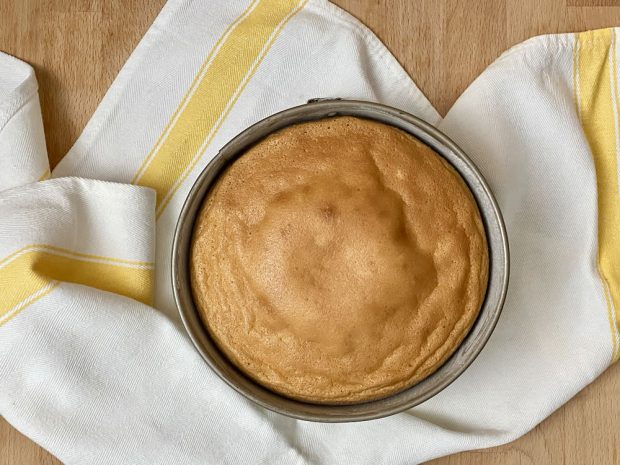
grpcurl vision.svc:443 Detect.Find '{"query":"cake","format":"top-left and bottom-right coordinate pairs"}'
top-left (190, 116), bottom-right (488, 404)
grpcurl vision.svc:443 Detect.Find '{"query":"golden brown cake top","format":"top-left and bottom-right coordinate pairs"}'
top-left (190, 116), bottom-right (488, 404)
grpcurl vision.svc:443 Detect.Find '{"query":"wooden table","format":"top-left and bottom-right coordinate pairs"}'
top-left (1, 0), bottom-right (619, 463)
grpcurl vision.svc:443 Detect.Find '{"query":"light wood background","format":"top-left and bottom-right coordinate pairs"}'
top-left (1, 0), bottom-right (619, 464)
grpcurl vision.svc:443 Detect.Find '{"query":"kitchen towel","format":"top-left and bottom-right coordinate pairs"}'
top-left (1, 0), bottom-right (619, 463)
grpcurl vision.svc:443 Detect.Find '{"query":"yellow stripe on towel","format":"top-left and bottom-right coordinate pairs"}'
top-left (132, 0), bottom-right (307, 218)
top-left (574, 28), bottom-right (620, 362)
top-left (0, 245), bottom-right (154, 325)
top-left (38, 168), bottom-right (51, 181)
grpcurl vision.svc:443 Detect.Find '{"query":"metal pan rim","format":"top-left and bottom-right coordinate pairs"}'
top-left (171, 99), bottom-right (509, 423)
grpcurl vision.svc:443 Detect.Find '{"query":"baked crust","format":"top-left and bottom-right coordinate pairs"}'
top-left (191, 116), bottom-right (488, 404)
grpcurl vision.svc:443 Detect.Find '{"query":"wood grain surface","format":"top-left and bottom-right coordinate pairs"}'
top-left (1, 0), bottom-right (619, 464)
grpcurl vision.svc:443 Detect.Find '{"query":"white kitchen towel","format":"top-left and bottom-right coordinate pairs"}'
top-left (1, 0), bottom-right (618, 463)
top-left (0, 52), bottom-right (48, 190)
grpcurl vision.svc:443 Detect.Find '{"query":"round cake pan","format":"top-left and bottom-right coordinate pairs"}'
top-left (172, 99), bottom-right (509, 422)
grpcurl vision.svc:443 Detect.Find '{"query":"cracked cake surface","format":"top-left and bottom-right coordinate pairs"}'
top-left (190, 116), bottom-right (488, 404)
